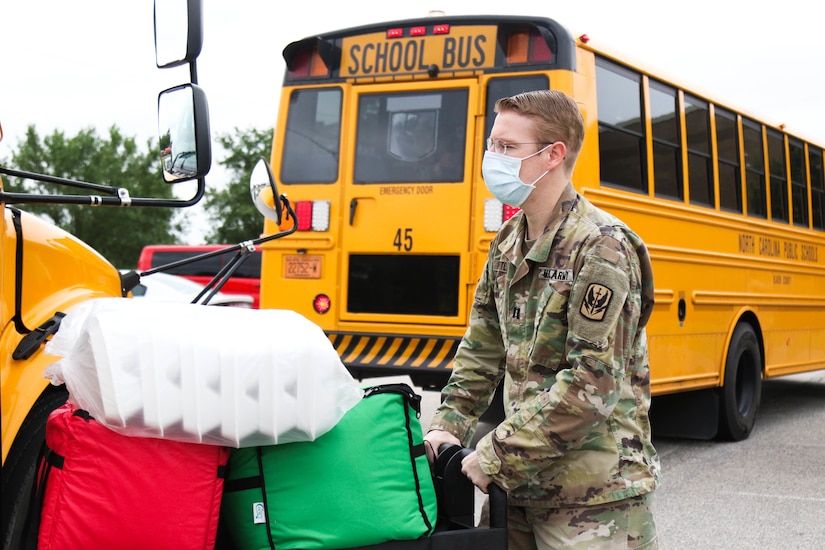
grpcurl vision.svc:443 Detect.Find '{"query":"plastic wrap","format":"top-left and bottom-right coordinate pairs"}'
top-left (44, 297), bottom-right (363, 447)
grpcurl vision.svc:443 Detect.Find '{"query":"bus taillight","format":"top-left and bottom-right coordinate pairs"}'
top-left (313, 293), bottom-right (331, 314)
top-left (294, 200), bottom-right (331, 231)
top-left (483, 199), bottom-right (520, 232)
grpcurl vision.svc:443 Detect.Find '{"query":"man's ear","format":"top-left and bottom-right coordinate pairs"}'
top-left (546, 141), bottom-right (567, 169)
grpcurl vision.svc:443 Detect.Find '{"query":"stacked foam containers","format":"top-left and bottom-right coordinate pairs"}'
top-left (44, 298), bottom-right (363, 447)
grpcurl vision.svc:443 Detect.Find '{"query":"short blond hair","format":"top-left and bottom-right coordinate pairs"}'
top-left (495, 90), bottom-right (584, 173)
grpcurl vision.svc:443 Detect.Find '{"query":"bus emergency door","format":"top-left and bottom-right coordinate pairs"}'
top-left (341, 81), bottom-right (479, 327)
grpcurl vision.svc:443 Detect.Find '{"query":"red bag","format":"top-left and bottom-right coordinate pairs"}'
top-left (35, 403), bottom-right (229, 550)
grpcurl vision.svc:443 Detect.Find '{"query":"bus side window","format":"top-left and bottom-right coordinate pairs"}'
top-left (595, 58), bottom-right (647, 194)
top-left (789, 139), bottom-right (808, 227)
top-left (716, 107), bottom-right (742, 213)
top-left (742, 118), bottom-right (767, 219)
top-left (684, 95), bottom-right (714, 208)
top-left (650, 80), bottom-right (682, 202)
top-left (809, 147), bottom-right (825, 230)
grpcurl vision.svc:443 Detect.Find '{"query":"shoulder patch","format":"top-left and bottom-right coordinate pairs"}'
top-left (579, 283), bottom-right (613, 321)
top-left (539, 268), bottom-right (573, 282)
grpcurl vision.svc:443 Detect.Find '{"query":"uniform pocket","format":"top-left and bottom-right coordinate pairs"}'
top-left (529, 284), bottom-right (570, 370)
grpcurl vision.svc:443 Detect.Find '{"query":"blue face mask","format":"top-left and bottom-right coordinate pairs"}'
top-left (481, 145), bottom-right (551, 207)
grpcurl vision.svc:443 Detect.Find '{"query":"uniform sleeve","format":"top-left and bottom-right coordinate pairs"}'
top-left (429, 252), bottom-right (506, 446)
top-left (475, 234), bottom-right (640, 490)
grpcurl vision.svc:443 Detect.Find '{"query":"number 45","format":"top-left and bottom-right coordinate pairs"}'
top-left (393, 228), bottom-right (413, 251)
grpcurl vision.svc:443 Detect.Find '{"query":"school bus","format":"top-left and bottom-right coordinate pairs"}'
top-left (258, 15), bottom-right (825, 441)
top-left (0, 2), bottom-right (214, 546)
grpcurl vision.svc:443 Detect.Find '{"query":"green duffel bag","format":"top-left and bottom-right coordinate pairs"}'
top-left (220, 383), bottom-right (437, 549)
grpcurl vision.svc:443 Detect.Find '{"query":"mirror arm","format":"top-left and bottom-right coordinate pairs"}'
top-left (191, 198), bottom-right (298, 302)
top-left (192, 247), bottom-right (252, 304)
top-left (189, 58), bottom-right (199, 85)
top-left (0, 172), bottom-right (205, 208)
top-left (0, 166), bottom-right (118, 194)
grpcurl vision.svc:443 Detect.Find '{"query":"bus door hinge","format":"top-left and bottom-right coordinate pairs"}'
top-left (349, 198), bottom-right (358, 225)
top-left (13, 312), bottom-right (66, 361)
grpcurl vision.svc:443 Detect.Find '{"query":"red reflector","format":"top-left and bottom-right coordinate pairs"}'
top-left (503, 205), bottom-right (520, 222)
top-left (313, 294), bottom-right (331, 314)
top-left (433, 24), bottom-right (450, 35)
top-left (387, 28), bottom-right (404, 38)
top-left (410, 26), bottom-right (426, 36)
top-left (295, 201), bottom-right (313, 231)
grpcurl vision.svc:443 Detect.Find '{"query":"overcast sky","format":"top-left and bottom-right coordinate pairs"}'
top-left (1, 0), bottom-right (822, 241)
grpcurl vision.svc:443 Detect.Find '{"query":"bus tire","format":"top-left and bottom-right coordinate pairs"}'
top-left (1, 385), bottom-right (68, 550)
top-left (717, 323), bottom-right (762, 441)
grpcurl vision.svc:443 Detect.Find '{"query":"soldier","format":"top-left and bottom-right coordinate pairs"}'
top-left (424, 89), bottom-right (660, 549)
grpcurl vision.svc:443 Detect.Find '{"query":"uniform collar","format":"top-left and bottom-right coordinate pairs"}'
top-left (499, 182), bottom-right (579, 266)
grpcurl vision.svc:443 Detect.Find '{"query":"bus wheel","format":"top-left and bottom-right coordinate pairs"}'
top-left (718, 323), bottom-right (762, 441)
top-left (0, 386), bottom-right (68, 550)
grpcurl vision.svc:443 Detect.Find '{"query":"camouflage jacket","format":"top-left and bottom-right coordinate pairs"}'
top-left (429, 183), bottom-right (660, 507)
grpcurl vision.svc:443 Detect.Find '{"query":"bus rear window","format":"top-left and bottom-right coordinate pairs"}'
top-left (354, 90), bottom-right (468, 184)
top-left (281, 88), bottom-right (343, 184)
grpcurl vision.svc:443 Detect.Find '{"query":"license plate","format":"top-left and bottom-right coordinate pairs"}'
top-left (284, 255), bottom-right (322, 279)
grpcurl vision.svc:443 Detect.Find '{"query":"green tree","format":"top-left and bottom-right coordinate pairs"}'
top-left (202, 127), bottom-right (274, 243)
top-left (5, 125), bottom-right (184, 267)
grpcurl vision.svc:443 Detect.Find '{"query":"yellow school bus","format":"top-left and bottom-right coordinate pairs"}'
top-left (259, 15), bottom-right (825, 441)
top-left (0, 2), bottom-right (215, 546)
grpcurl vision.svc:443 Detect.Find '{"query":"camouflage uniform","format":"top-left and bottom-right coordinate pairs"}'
top-left (430, 183), bottom-right (660, 546)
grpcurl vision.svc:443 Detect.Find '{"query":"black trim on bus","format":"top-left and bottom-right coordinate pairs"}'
top-left (327, 331), bottom-right (460, 378)
top-left (282, 15), bottom-right (577, 85)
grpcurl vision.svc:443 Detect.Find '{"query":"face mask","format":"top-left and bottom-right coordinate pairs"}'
top-left (481, 145), bottom-right (551, 207)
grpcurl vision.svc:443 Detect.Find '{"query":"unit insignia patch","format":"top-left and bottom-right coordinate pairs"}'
top-left (580, 283), bottom-right (613, 321)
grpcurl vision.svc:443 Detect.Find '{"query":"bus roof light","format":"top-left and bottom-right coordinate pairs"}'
top-left (433, 24), bottom-right (450, 35)
top-left (286, 46), bottom-right (329, 79)
top-left (504, 28), bottom-right (554, 64)
top-left (387, 28), bottom-right (404, 39)
top-left (529, 34), bottom-right (553, 62)
top-left (410, 26), bottom-right (427, 36)
top-left (505, 31), bottom-right (529, 64)
top-left (309, 49), bottom-right (329, 77)
top-left (288, 50), bottom-right (311, 78)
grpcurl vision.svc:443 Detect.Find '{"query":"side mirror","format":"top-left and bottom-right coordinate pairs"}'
top-left (158, 84), bottom-right (211, 183)
top-left (250, 158), bottom-right (283, 225)
top-left (154, 0), bottom-right (203, 69)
